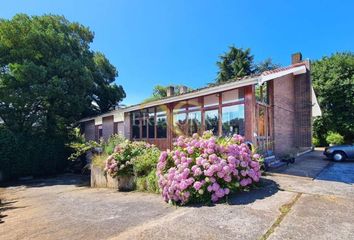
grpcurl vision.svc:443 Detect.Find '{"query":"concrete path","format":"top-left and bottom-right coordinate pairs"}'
top-left (1, 150), bottom-right (353, 240)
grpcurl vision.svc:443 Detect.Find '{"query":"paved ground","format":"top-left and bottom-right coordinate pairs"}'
top-left (1, 149), bottom-right (353, 240)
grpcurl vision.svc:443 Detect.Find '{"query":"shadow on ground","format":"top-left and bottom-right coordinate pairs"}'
top-left (0, 200), bottom-right (27, 224)
top-left (0, 173), bottom-right (90, 189)
top-left (228, 178), bottom-right (279, 205)
top-left (185, 178), bottom-right (280, 208)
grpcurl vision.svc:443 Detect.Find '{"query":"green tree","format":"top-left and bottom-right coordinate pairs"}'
top-left (216, 46), bottom-right (279, 83)
top-left (216, 46), bottom-right (254, 83)
top-left (143, 85), bottom-right (192, 102)
top-left (90, 52), bottom-right (126, 114)
top-left (312, 52), bottom-right (354, 143)
top-left (0, 14), bottom-right (125, 179)
top-left (254, 58), bottom-right (280, 74)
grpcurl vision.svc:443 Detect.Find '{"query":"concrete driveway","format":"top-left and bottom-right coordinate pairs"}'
top-left (1, 150), bottom-right (353, 240)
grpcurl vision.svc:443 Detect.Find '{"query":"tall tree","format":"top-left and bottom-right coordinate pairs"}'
top-left (254, 58), bottom-right (280, 74)
top-left (216, 47), bottom-right (280, 83)
top-left (216, 46), bottom-right (254, 83)
top-left (0, 14), bottom-right (125, 179)
top-left (0, 14), bottom-right (125, 135)
top-left (90, 52), bottom-right (126, 114)
top-left (312, 52), bottom-right (354, 142)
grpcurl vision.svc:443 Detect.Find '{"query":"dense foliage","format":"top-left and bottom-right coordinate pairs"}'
top-left (0, 14), bottom-right (125, 180)
top-left (216, 46), bottom-right (279, 83)
top-left (103, 139), bottom-right (161, 192)
top-left (312, 52), bottom-right (354, 144)
top-left (326, 132), bottom-right (344, 145)
top-left (157, 132), bottom-right (262, 205)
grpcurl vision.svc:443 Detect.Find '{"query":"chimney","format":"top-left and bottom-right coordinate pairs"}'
top-left (291, 52), bottom-right (302, 64)
top-left (179, 85), bottom-right (188, 94)
top-left (166, 86), bottom-right (174, 97)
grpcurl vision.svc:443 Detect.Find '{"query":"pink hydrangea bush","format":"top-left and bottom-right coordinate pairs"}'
top-left (157, 131), bottom-right (262, 205)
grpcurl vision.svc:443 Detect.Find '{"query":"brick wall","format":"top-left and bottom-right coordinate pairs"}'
top-left (294, 71), bottom-right (312, 148)
top-left (272, 74), bottom-right (296, 155)
top-left (83, 120), bottom-right (95, 141)
top-left (102, 116), bottom-right (114, 141)
top-left (272, 71), bottom-right (312, 156)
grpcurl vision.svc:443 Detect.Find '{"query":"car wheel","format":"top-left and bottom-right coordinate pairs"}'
top-left (333, 151), bottom-right (346, 162)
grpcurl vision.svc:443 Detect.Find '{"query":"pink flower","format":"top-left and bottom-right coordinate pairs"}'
top-left (193, 181), bottom-right (202, 190)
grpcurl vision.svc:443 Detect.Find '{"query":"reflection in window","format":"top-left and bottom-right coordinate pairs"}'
top-left (222, 104), bottom-right (244, 136)
top-left (255, 83), bottom-right (269, 104)
top-left (148, 108), bottom-right (155, 139)
top-left (205, 109), bottom-right (219, 135)
top-left (131, 111), bottom-right (140, 139)
top-left (188, 111), bottom-right (201, 135)
top-left (141, 109), bottom-right (148, 138)
top-left (173, 112), bottom-right (187, 136)
top-left (222, 88), bottom-right (245, 104)
top-left (156, 106), bottom-right (167, 138)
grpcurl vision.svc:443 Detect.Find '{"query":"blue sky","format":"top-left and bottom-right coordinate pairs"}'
top-left (1, 1), bottom-right (354, 105)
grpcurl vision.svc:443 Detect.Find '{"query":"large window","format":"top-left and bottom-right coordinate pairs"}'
top-left (222, 104), bottom-right (244, 136)
top-left (131, 111), bottom-right (140, 139)
top-left (173, 102), bottom-right (188, 136)
top-left (188, 111), bottom-right (202, 135)
top-left (148, 108), bottom-right (155, 138)
top-left (141, 109), bottom-right (148, 138)
top-left (255, 83), bottom-right (269, 104)
top-left (156, 106), bottom-right (167, 138)
top-left (205, 109), bottom-right (219, 135)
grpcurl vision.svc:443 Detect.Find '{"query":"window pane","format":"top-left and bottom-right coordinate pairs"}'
top-left (156, 106), bottom-right (167, 138)
top-left (148, 107), bottom-right (155, 139)
top-left (222, 88), bottom-right (244, 104)
top-left (204, 94), bottom-right (219, 107)
top-left (141, 109), bottom-right (148, 138)
top-left (222, 104), bottom-right (245, 136)
top-left (188, 111), bottom-right (201, 135)
top-left (131, 111), bottom-right (140, 139)
top-left (173, 112), bottom-right (187, 136)
top-left (255, 83), bottom-right (269, 104)
top-left (205, 109), bottom-right (219, 135)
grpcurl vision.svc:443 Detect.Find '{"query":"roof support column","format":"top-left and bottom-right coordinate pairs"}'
top-left (244, 85), bottom-right (256, 143)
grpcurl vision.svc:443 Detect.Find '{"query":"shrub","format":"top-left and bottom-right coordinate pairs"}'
top-left (312, 136), bottom-right (320, 147)
top-left (146, 169), bottom-right (159, 193)
top-left (326, 132), bottom-right (344, 145)
top-left (157, 131), bottom-right (262, 205)
top-left (133, 146), bottom-right (161, 176)
top-left (104, 141), bottom-right (159, 177)
top-left (102, 134), bottom-right (126, 155)
top-left (103, 140), bottom-right (161, 192)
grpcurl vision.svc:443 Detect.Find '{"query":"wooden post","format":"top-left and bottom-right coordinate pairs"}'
top-left (244, 85), bottom-right (256, 143)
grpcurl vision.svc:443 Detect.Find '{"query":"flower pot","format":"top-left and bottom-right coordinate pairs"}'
top-left (117, 175), bottom-right (135, 191)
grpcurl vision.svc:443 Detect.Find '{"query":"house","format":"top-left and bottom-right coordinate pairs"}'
top-left (79, 53), bottom-right (320, 156)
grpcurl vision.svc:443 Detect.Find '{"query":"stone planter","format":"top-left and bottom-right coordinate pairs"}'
top-left (90, 164), bottom-right (118, 189)
top-left (90, 164), bottom-right (134, 191)
top-left (117, 175), bottom-right (135, 191)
